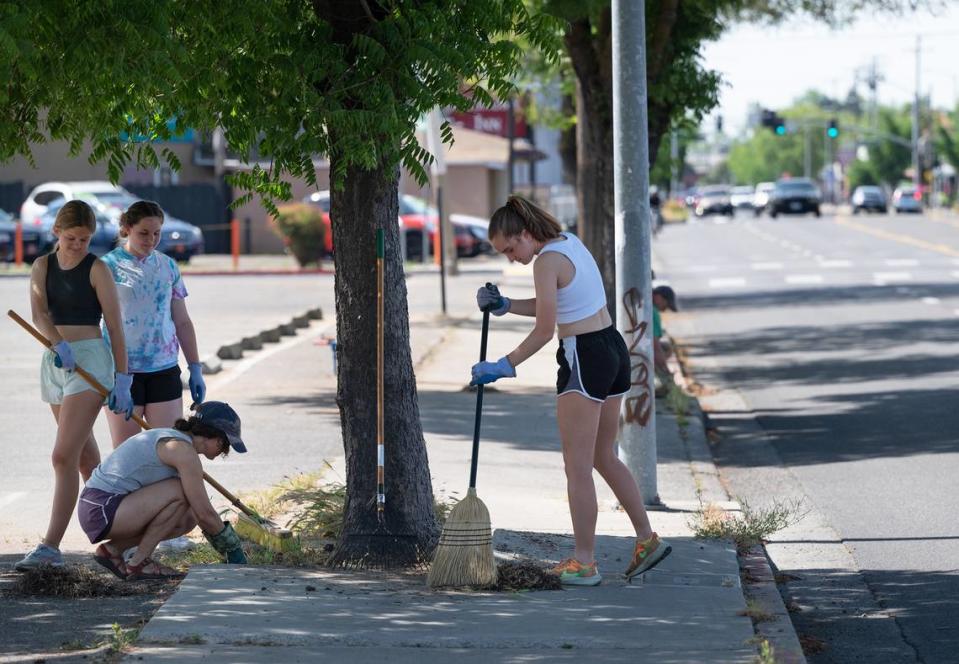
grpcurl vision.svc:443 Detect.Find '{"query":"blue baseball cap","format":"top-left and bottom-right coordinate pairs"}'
top-left (192, 401), bottom-right (246, 453)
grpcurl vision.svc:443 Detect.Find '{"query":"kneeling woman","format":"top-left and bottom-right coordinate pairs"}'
top-left (77, 401), bottom-right (248, 581)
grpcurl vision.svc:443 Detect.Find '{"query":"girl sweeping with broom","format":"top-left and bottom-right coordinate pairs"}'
top-left (470, 195), bottom-right (671, 586)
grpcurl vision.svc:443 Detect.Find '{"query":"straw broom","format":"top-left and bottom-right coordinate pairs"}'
top-left (8, 309), bottom-right (296, 553)
top-left (427, 307), bottom-right (497, 588)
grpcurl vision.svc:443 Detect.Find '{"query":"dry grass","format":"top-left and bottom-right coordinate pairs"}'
top-left (11, 564), bottom-right (160, 598)
top-left (494, 560), bottom-right (562, 592)
top-left (738, 599), bottom-right (775, 623)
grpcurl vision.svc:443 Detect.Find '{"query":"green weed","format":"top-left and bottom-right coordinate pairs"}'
top-left (690, 498), bottom-right (807, 549)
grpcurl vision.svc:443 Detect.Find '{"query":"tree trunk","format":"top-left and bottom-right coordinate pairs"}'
top-left (326, 155), bottom-right (439, 568)
top-left (566, 14), bottom-right (616, 319)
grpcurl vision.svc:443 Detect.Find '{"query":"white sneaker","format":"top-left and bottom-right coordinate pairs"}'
top-left (15, 543), bottom-right (65, 571)
top-left (156, 536), bottom-right (195, 552)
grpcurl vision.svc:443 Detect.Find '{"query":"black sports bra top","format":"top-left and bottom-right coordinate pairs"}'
top-left (45, 252), bottom-right (102, 326)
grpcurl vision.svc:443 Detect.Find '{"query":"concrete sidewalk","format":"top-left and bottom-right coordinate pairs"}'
top-left (124, 274), bottom-right (769, 663)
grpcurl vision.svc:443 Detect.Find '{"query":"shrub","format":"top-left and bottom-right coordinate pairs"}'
top-left (272, 204), bottom-right (327, 266)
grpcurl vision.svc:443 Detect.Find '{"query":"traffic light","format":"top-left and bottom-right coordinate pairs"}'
top-left (826, 119), bottom-right (839, 139)
top-left (760, 109), bottom-right (786, 135)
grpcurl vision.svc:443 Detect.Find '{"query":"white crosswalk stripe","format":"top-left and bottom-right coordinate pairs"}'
top-left (751, 262), bottom-right (783, 270)
top-left (819, 259), bottom-right (853, 268)
top-left (785, 275), bottom-right (824, 285)
top-left (873, 272), bottom-right (912, 284)
top-left (709, 277), bottom-right (747, 289)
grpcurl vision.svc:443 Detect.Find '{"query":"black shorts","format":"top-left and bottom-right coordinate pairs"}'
top-left (556, 326), bottom-right (631, 402)
top-left (131, 365), bottom-right (183, 406)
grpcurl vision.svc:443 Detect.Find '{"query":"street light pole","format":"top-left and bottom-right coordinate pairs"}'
top-left (612, 0), bottom-right (658, 504)
top-left (912, 35), bottom-right (922, 192)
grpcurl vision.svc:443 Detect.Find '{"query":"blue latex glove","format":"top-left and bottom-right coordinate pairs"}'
top-left (476, 284), bottom-right (510, 316)
top-left (187, 362), bottom-right (206, 405)
top-left (108, 372), bottom-right (134, 420)
top-left (52, 340), bottom-right (75, 370)
top-left (470, 356), bottom-right (516, 386)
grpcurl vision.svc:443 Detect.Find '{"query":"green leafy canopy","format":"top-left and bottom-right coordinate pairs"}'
top-left (0, 1), bottom-right (562, 206)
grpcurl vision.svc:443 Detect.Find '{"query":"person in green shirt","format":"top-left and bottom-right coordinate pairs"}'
top-left (652, 285), bottom-right (677, 380)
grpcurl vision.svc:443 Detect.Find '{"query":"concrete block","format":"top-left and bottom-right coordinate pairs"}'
top-left (306, 307), bottom-right (324, 320)
top-left (241, 335), bottom-right (263, 351)
top-left (278, 322), bottom-right (297, 336)
top-left (216, 343), bottom-right (243, 360)
top-left (200, 357), bottom-right (222, 375)
top-left (259, 327), bottom-right (282, 343)
top-left (291, 314), bottom-right (310, 329)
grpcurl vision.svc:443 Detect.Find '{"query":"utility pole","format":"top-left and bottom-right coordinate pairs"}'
top-left (912, 35), bottom-right (922, 191)
top-left (670, 130), bottom-right (680, 197)
top-left (804, 125), bottom-right (812, 179)
top-left (612, 0), bottom-right (658, 504)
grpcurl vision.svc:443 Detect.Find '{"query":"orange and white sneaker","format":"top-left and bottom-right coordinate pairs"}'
top-left (624, 533), bottom-right (672, 580)
top-left (550, 558), bottom-right (602, 586)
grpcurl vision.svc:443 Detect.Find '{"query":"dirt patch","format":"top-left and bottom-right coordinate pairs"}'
top-left (495, 560), bottom-right (562, 591)
top-left (0, 555), bottom-right (178, 660)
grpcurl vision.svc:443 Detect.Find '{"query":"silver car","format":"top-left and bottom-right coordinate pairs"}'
top-left (892, 186), bottom-right (922, 214)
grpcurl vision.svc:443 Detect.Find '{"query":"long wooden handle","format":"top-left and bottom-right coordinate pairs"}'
top-left (7, 309), bottom-right (260, 521)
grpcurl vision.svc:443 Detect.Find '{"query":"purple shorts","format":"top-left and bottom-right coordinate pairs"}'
top-left (77, 487), bottom-right (126, 543)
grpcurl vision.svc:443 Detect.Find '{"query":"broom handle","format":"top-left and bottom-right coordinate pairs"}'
top-left (469, 306), bottom-right (491, 489)
top-left (7, 308), bottom-right (261, 522)
top-left (375, 228), bottom-right (385, 512)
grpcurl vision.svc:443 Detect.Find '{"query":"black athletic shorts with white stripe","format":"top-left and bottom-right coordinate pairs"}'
top-left (556, 325), bottom-right (631, 402)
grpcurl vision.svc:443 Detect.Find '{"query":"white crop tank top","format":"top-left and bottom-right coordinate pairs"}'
top-left (538, 232), bottom-right (607, 324)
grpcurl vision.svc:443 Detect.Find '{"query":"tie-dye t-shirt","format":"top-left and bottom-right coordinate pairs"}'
top-left (101, 247), bottom-right (188, 373)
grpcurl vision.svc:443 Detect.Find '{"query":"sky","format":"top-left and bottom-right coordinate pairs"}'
top-left (700, 2), bottom-right (959, 136)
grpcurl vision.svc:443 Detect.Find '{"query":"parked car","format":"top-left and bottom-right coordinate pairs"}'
top-left (753, 182), bottom-right (776, 216)
top-left (22, 182), bottom-right (204, 261)
top-left (851, 186), bottom-right (887, 214)
top-left (302, 191), bottom-right (336, 256)
top-left (892, 185), bottom-right (922, 214)
top-left (21, 181), bottom-right (140, 227)
top-left (694, 187), bottom-right (734, 217)
top-left (0, 209), bottom-right (45, 262)
top-left (730, 186), bottom-right (756, 212)
top-left (769, 178), bottom-right (821, 218)
top-left (36, 199), bottom-right (120, 257)
top-left (399, 194), bottom-right (494, 259)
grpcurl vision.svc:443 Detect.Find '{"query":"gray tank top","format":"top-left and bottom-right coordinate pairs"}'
top-left (86, 428), bottom-right (191, 494)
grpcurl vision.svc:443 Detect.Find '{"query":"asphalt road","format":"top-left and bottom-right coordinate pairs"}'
top-left (0, 259), bottom-right (496, 555)
top-left (655, 210), bottom-right (959, 663)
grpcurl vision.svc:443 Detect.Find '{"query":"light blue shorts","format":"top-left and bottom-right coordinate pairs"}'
top-left (40, 338), bottom-right (115, 405)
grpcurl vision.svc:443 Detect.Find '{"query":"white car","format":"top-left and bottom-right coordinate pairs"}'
top-left (730, 186), bottom-right (756, 211)
top-left (20, 181), bottom-right (137, 227)
top-left (753, 182), bottom-right (775, 216)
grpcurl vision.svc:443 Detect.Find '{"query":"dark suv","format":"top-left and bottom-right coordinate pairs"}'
top-left (769, 179), bottom-right (821, 218)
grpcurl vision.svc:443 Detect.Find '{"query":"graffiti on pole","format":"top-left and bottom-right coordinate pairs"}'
top-left (622, 287), bottom-right (653, 427)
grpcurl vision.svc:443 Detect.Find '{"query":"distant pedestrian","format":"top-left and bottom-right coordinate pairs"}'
top-left (652, 285), bottom-right (678, 386)
top-left (101, 200), bottom-right (207, 552)
top-left (78, 401), bottom-right (248, 581)
top-left (16, 200), bottom-right (134, 571)
top-left (471, 195), bottom-right (671, 586)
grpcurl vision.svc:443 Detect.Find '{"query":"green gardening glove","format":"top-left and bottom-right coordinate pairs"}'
top-left (204, 521), bottom-right (247, 564)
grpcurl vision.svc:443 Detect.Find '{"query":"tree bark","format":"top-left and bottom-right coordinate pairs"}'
top-left (326, 155), bottom-right (439, 568)
top-left (565, 15), bottom-right (616, 319)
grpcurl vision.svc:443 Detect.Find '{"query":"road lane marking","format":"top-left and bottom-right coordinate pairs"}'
top-left (206, 324), bottom-right (330, 392)
top-left (0, 492), bottom-right (26, 509)
top-left (818, 259), bottom-right (853, 268)
top-left (836, 217), bottom-right (959, 257)
top-left (921, 297), bottom-right (940, 305)
top-left (709, 277), bottom-right (746, 289)
top-left (785, 274), bottom-right (824, 285)
top-left (751, 262), bottom-right (783, 270)
top-left (873, 272), bottom-right (912, 284)
top-left (885, 259), bottom-right (919, 267)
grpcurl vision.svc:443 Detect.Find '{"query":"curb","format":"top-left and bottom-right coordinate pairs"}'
top-left (670, 334), bottom-right (808, 664)
top-left (740, 545), bottom-right (808, 664)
